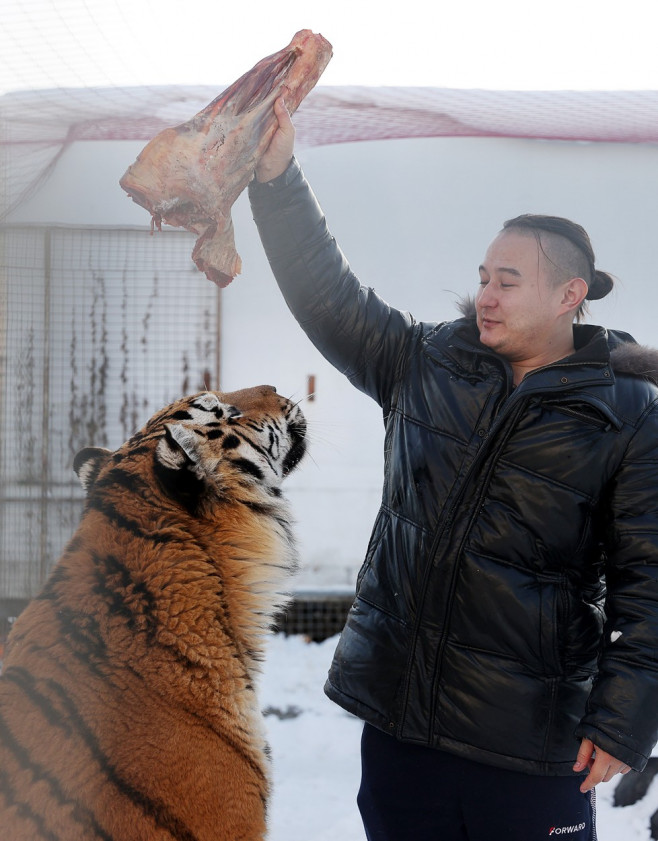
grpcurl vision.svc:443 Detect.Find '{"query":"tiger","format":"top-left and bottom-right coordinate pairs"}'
top-left (0, 385), bottom-right (307, 841)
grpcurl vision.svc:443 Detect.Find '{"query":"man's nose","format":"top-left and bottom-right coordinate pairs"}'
top-left (478, 283), bottom-right (498, 308)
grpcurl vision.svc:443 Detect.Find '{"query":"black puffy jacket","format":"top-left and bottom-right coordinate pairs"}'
top-left (249, 159), bottom-right (658, 775)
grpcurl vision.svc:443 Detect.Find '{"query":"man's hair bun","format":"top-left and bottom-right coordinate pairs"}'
top-left (586, 270), bottom-right (614, 301)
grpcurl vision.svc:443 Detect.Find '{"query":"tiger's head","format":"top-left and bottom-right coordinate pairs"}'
top-left (73, 385), bottom-right (307, 514)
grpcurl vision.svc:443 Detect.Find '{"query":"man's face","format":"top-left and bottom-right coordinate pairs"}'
top-left (475, 230), bottom-right (568, 364)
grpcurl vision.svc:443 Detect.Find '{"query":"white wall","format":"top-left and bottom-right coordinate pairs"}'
top-left (9, 133), bottom-right (658, 589)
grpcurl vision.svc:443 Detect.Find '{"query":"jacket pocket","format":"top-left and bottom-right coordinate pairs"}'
top-left (539, 576), bottom-right (563, 675)
top-left (563, 584), bottom-right (605, 673)
top-left (356, 508), bottom-right (388, 593)
top-left (540, 574), bottom-right (603, 676)
top-left (541, 397), bottom-right (623, 432)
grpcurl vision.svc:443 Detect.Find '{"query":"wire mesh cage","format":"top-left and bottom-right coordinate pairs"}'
top-left (0, 223), bottom-right (219, 602)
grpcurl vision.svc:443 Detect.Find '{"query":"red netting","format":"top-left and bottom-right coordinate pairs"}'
top-left (3, 85), bottom-right (658, 219)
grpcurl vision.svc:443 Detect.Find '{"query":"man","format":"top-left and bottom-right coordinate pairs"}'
top-left (249, 98), bottom-right (658, 840)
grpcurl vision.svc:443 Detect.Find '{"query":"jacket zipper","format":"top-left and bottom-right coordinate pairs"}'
top-left (397, 377), bottom-right (523, 732)
top-left (425, 398), bottom-right (528, 741)
top-left (398, 359), bottom-right (613, 737)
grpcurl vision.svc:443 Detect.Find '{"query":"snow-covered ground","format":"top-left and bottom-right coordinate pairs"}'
top-left (261, 634), bottom-right (658, 841)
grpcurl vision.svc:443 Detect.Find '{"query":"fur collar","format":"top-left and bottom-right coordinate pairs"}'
top-left (456, 295), bottom-right (658, 386)
top-left (608, 343), bottom-right (658, 385)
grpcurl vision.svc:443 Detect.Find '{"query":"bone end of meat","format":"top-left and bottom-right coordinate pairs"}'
top-left (119, 30), bottom-right (332, 287)
top-left (282, 30), bottom-right (333, 113)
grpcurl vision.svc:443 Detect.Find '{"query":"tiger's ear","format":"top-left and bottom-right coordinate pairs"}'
top-left (154, 423), bottom-right (206, 513)
top-left (74, 447), bottom-right (113, 492)
top-left (156, 423), bottom-right (200, 469)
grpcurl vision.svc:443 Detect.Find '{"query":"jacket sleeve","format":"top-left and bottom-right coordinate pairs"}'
top-left (576, 399), bottom-right (658, 771)
top-left (248, 158), bottom-right (418, 408)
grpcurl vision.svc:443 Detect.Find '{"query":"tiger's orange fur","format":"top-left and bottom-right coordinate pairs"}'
top-left (0, 386), bottom-right (306, 841)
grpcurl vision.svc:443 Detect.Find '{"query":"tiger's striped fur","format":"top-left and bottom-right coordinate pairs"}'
top-left (0, 385), bottom-right (306, 841)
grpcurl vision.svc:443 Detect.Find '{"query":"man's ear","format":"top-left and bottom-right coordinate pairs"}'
top-left (561, 277), bottom-right (589, 314)
top-left (73, 447), bottom-right (113, 492)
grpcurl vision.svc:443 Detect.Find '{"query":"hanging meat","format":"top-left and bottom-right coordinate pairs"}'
top-left (119, 30), bottom-right (332, 287)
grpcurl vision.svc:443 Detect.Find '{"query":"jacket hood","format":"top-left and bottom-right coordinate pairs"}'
top-left (456, 295), bottom-right (658, 387)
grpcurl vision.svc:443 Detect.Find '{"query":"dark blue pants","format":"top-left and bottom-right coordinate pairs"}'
top-left (358, 724), bottom-right (596, 841)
